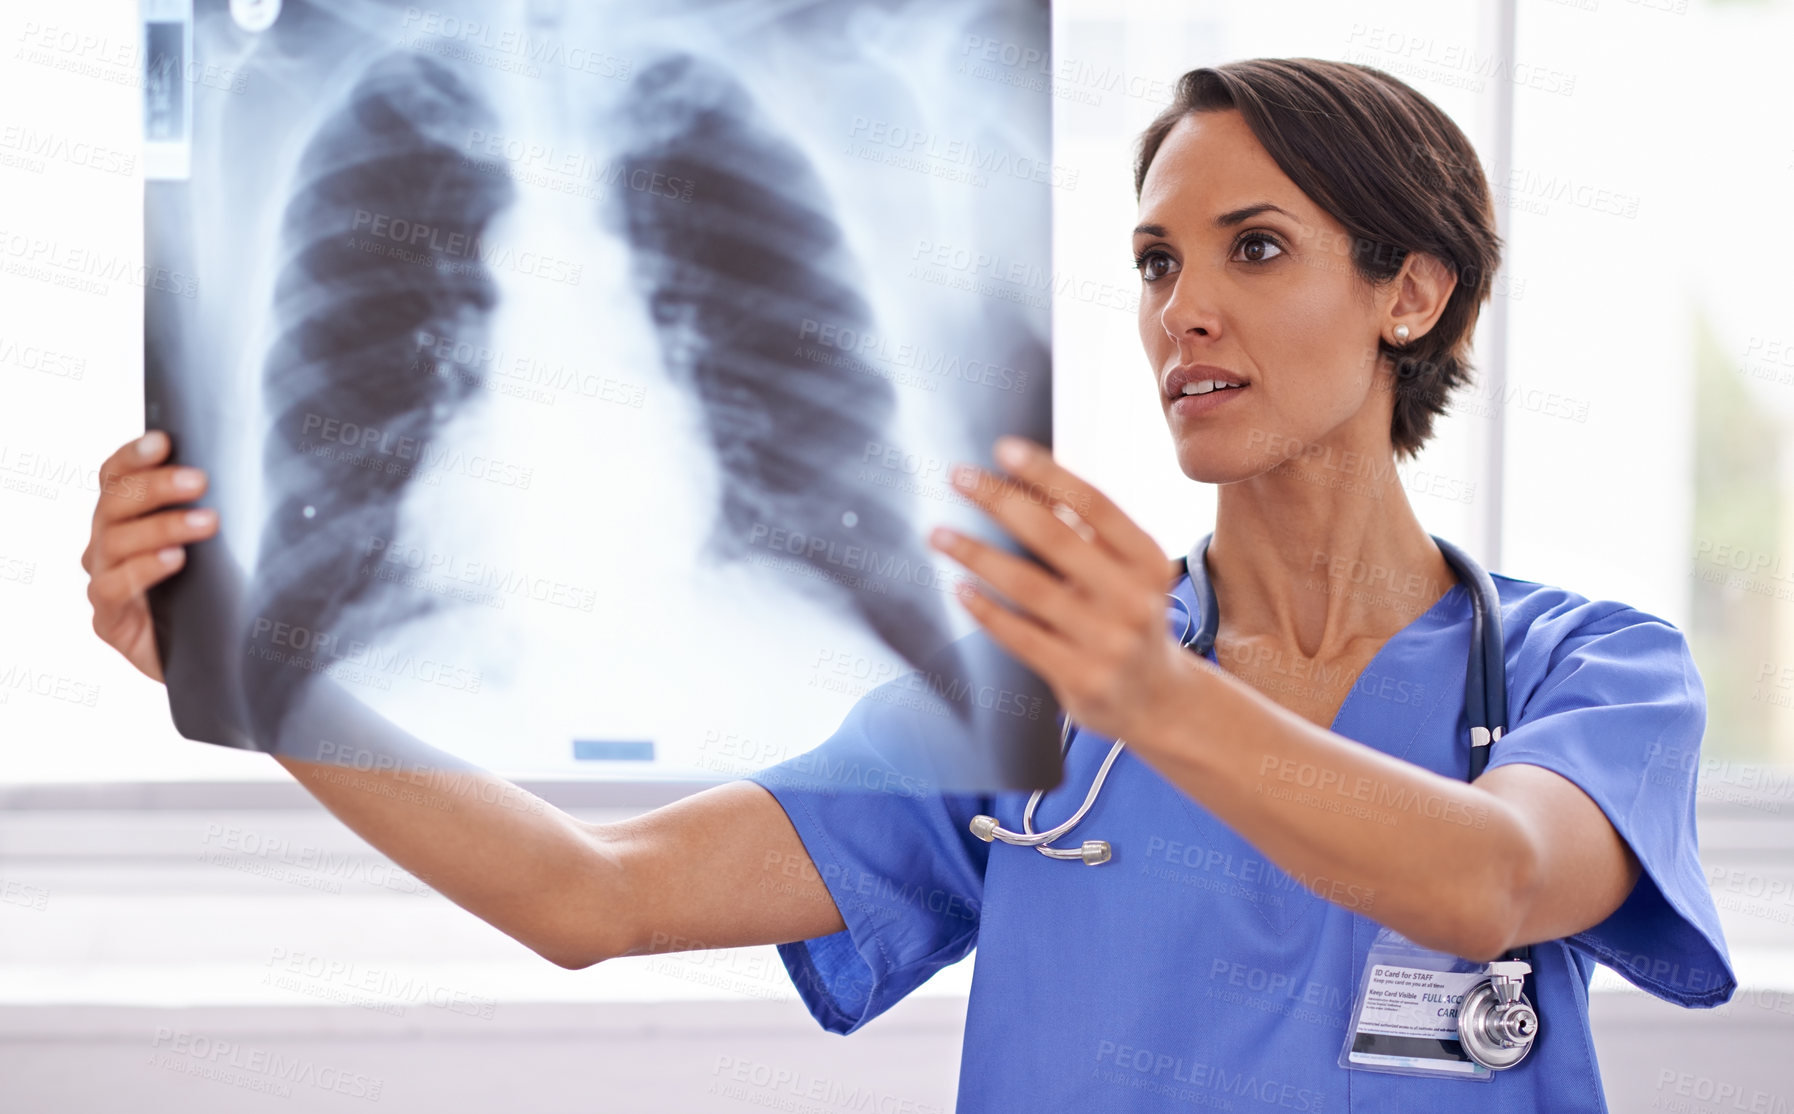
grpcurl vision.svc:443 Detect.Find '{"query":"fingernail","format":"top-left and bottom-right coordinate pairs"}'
top-left (173, 468), bottom-right (204, 492)
top-left (185, 509), bottom-right (216, 529)
top-left (136, 431), bottom-right (166, 460)
top-left (930, 525), bottom-right (958, 549)
top-left (996, 437), bottom-right (1032, 469)
top-left (157, 546), bottom-right (182, 566)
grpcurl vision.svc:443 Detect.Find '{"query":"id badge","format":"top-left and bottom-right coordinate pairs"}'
top-left (1337, 925), bottom-right (1494, 1081)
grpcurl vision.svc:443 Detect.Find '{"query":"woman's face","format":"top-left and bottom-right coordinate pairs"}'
top-left (1134, 109), bottom-right (1398, 484)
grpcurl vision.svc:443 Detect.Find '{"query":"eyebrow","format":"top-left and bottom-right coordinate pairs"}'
top-left (1131, 202), bottom-right (1296, 239)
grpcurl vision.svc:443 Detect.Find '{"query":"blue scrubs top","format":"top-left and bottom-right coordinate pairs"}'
top-left (745, 560), bottom-right (1738, 1113)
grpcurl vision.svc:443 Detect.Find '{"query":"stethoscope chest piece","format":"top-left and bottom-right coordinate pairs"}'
top-left (1457, 959), bottom-right (1538, 1070)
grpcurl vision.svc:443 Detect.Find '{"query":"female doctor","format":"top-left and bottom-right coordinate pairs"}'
top-left (84, 57), bottom-right (1733, 1111)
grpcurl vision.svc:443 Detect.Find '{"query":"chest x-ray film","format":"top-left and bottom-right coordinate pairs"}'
top-left (142, 0), bottom-right (1057, 791)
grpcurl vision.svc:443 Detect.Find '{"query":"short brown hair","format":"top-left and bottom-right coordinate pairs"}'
top-left (1134, 58), bottom-right (1501, 460)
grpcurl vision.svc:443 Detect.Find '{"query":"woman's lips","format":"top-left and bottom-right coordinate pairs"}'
top-left (1169, 383), bottom-right (1249, 418)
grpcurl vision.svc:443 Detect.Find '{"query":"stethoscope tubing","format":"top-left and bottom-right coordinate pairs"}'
top-left (994, 596), bottom-right (1198, 859)
top-left (971, 532), bottom-right (1536, 1068)
top-left (984, 532), bottom-right (1509, 860)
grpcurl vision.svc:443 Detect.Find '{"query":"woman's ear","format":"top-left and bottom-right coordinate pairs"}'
top-left (1385, 251), bottom-right (1457, 343)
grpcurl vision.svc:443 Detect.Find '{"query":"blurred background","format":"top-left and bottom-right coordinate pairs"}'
top-left (3, 0), bottom-right (1791, 1109)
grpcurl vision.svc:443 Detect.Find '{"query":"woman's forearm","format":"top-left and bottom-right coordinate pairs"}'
top-left (1132, 661), bottom-right (1539, 961)
top-left (272, 754), bottom-right (625, 968)
top-left (270, 753), bottom-right (850, 971)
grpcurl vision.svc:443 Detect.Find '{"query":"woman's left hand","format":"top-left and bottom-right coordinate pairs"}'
top-left (926, 435), bottom-right (1201, 746)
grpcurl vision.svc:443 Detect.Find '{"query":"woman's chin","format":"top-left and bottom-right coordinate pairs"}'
top-left (1171, 438), bottom-right (1265, 486)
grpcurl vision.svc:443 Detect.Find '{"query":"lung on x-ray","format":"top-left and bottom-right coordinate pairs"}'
top-left (142, 0), bottom-right (1058, 791)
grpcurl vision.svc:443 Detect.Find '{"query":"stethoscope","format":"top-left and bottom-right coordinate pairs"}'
top-left (968, 531), bottom-right (1539, 1071)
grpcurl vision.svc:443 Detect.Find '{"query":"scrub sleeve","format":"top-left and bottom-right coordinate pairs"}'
top-left (745, 669), bottom-right (995, 1034)
top-left (1482, 602), bottom-right (1737, 1007)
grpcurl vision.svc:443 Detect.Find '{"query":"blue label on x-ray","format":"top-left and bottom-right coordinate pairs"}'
top-left (572, 739), bottom-right (656, 761)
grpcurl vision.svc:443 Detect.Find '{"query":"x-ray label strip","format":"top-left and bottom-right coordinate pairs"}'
top-left (142, 0), bottom-right (192, 180)
top-left (573, 740), bottom-right (656, 762)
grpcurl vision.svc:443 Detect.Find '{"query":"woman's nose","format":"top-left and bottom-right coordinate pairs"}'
top-left (1157, 271), bottom-right (1221, 342)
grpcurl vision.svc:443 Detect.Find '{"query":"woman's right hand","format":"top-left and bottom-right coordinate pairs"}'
top-left (80, 430), bottom-right (220, 683)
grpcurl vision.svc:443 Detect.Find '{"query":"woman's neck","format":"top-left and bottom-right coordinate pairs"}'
top-left (1204, 452), bottom-right (1458, 661)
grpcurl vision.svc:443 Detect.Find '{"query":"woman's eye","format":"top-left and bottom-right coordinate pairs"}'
top-left (1233, 234), bottom-right (1284, 264)
top-left (1134, 249), bottom-right (1177, 282)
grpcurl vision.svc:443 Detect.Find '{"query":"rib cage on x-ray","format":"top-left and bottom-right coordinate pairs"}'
top-left (245, 47), bottom-right (960, 746)
top-left (601, 52), bottom-right (958, 699)
top-left (244, 52), bottom-right (516, 743)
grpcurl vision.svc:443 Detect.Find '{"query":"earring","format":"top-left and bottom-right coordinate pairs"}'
top-left (1393, 324), bottom-right (1411, 344)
